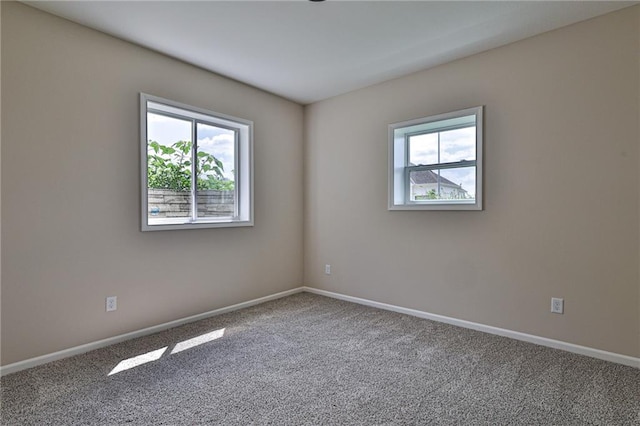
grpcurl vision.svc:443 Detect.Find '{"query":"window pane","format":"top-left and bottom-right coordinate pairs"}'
top-left (439, 127), bottom-right (476, 163)
top-left (409, 167), bottom-right (475, 201)
top-left (409, 133), bottom-right (438, 165)
top-left (196, 123), bottom-right (236, 218)
top-left (389, 106), bottom-right (482, 210)
top-left (440, 167), bottom-right (475, 199)
top-left (146, 112), bottom-right (193, 223)
top-left (142, 94), bottom-right (254, 230)
top-left (409, 169), bottom-right (441, 200)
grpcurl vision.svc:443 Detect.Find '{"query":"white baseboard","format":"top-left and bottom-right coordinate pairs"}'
top-left (0, 287), bottom-right (304, 376)
top-left (302, 286), bottom-right (640, 369)
top-left (2, 285), bottom-right (637, 376)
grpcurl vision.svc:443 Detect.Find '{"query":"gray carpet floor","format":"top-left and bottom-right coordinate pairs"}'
top-left (1, 292), bottom-right (639, 425)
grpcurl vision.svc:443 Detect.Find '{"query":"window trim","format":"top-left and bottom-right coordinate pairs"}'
top-left (140, 93), bottom-right (254, 231)
top-left (388, 106), bottom-right (483, 211)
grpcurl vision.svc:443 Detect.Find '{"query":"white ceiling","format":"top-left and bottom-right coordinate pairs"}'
top-left (24, 1), bottom-right (636, 105)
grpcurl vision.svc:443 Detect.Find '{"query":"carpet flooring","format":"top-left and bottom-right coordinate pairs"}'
top-left (1, 292), bottom-right (639, 425)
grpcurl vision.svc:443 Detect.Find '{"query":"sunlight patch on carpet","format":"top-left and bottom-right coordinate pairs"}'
top-left (171, 328), bottom-right (225, 354)
top-left (108, 347), bottom-right (168, 376)
top-left (106, 328), bottom-right (226, 376)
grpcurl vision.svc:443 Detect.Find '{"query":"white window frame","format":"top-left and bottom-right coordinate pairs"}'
top-left (140, 93), bottom-right (254, 231)
top-left (388, 106), bottom-right (483, 211)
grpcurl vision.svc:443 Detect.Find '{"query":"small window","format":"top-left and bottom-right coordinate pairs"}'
top-left (140, 93), bottom-right (253, 231)
top-left (388, 106), bottom-right (483, 210)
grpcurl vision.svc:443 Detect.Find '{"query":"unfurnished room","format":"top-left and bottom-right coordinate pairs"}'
top-left (1, 0), bottom-right (639, 424)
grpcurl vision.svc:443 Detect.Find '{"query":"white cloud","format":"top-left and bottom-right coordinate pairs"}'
top-left (408, 127), bottom-right (477, 196)
top-left (198, 134), bottom-right (235, 179)
top-left (147, 113), bottom-right (173, 124)
top-left (440, 127), bottom-right (475, 162)
top-left (409, 133), bottom-right (438, 165)
top-left (147, 113), bottom-right (191, 146)
top-left (410, 127), bottom-right (476, 165)
top-left (440, 167), bottom-right (476, 197)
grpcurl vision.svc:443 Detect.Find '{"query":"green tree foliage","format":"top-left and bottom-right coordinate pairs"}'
top-left (147, 140), bottom-right (234, 191)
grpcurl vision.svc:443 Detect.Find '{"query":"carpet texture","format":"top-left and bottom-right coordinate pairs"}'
top-left (1, 292), bottom-right (639, 425)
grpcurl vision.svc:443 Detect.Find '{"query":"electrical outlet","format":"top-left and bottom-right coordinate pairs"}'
top-left (106, 296), bottom-right (117, 312)
top-left (325, 264), bottom-right (331, 275)
top-left (551, 297), bottom-right (564, 314)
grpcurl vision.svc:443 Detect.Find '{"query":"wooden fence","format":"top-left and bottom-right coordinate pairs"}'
top-left (148, 189), bottom-right (234, 218)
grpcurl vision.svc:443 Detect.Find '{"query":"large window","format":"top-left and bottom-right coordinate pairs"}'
top-left (140, 94), bottom-right (253, 231)
top-left (388, 106), bottom-right (483, 210)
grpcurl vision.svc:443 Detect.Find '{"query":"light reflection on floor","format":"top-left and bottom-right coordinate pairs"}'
top-left (108, 328), bottom-right (225, 376)
top-left (171, 329), bottom-right (225, 354)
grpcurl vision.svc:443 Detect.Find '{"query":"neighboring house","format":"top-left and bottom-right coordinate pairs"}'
top-left (410, 169), bottom-right (468, 200)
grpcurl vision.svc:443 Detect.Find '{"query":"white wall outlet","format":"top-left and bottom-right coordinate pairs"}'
top-left (551, 297), bottom-right (564, 314)
top-left (106, 296), bottom-right (117, 312)
top-left (325, 264), bottom-right (331, 275)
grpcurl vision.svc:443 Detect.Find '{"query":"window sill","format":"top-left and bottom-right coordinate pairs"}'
top-left (142, 218), bottom-right (254, 231)
top-left (388, 201), bottom-right (481, 211)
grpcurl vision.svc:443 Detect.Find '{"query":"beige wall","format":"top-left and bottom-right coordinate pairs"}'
top-left (1, 2), bottom-right (304, 365)
top-left (304, 7), bottom-right (640, 357)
